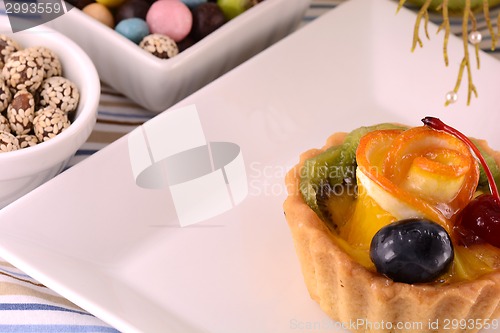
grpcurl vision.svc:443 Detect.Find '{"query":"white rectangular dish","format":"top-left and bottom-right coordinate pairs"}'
top-left (1, 0), bottom-right (500, 332)
top-left (46, 0), bottom-right (310, 112)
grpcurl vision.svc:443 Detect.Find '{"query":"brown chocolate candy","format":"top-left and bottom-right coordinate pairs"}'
top-left (2, 48), bottom-right (45, 93)
top-left (30, 46), bottom-right (63, 79)
top-left (38, 76), bottom-right (80, 114)
top-left (33, 107), bottom-right (71, 142)
top-left (0, 78), bottom-right (12, 112)
top-left (190, 2), bottom-right (226, 41)
top-left (7, 90), bottom-right (35, 136)
top-left (115, 0), bottom-right (151, 24)
top-left (0, 34), bottom-right (21, 70)
top-left (0, 114), bottom-right (11, 134)
top-left (0, 131), bottom-right (20, 152)
top-left (139, 34), bottom-right (179, 59)
top-left (17, 134), bottom-right (38, 149)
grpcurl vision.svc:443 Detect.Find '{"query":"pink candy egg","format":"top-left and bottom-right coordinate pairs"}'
top-left (146, 0), bottom-right (193, 42)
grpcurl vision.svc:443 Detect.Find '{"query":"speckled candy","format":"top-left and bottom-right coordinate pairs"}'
top-left (0, 115), bottom-right (10, 133)
top-left (83, 3), bottom-right (115, 28)
top-left (0, 78), bottom-right (12, 112)
top-left (0, 35), bottom-right (21, 69)
top-left (38, 76), bottom-right (80, 114)
top-left (146, 0), bottom-right (192, 42)
top-left (115, 18), bottom-right (150, 44)
top-left (139, 34), bottom-right (179, 59)
top-left (30, 46), bottom-right (63, 79)
top-left (7, 90), bottom-right (35, 136)
top-left (33, 107), bottom-right (71, 142)
top-left (17, 134), bottom-right (38, 149)
top-left (2, 48), bottom-right (45, 93)
top-left (0, 131), bottom-right (20, 152)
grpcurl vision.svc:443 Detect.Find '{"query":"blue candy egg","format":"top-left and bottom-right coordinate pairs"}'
top-left (115, 18), bottom-right (150, 44)
top-left (180, 0), bottom-right (207, 8)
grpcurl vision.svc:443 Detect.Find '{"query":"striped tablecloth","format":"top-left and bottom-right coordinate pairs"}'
top-left (0, 1), bottom-right (499, 332)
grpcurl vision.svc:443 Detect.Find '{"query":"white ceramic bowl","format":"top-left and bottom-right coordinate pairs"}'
top-left (0, 18), bottom-right (100, 209)
top-left (47, 0), bottom-right (310, 112)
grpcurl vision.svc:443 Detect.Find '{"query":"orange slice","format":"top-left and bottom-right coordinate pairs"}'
top-left (355, 126), bottom-right (479, 234)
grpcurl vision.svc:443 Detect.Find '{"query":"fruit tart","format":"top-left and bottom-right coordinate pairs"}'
top-left (284, 117), bottom-right (500, 333)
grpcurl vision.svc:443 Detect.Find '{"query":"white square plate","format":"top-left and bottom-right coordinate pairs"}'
top-left (0, 0), bottom-right (500, 332)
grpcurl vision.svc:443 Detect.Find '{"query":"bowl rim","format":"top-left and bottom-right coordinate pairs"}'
top-left (0, 20), bottom-right (100, 178)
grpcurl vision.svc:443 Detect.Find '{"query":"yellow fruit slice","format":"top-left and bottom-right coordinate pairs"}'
top-left (356, 127), bottom-right (480, 235)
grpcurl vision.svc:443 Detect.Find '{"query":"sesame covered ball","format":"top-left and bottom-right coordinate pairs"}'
top-left (0, 34), bottom-right (21, 69)
top-left (0, 78), bottom-right (12, 112)
top-left (139, 34), bottom-right (179, 59)
top-left (0, 114), bottom-right (11, 133)
top-left (30, 46), bottom-right (63, 79)
top-left (0, 131), bottom-right (20, 152)
top-left (38, 76), bottom-right (80, 114)
top-left (2, 48), bottom-right (45, 93)
top-left (7, 90), bottom-right (35, 135)
top-left (33, 107), bottom-right (70, 142)
top-left (17, 134), bottom-right (38, 149)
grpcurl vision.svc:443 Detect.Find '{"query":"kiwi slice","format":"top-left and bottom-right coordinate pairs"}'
top-left (299, 123), bottom-right (407, 222)
top-left (471, 139), bottom-right (500, 192)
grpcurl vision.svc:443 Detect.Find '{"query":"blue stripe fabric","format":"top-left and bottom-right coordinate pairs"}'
top-left (0, 267), bottom-right (32, 279)
top-left (0, 304), bottom-right (92, 316)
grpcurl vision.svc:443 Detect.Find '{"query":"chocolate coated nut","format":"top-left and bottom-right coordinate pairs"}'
top-left (177, 35), bottom-right (196, 52)
top-left (190, 2), bottom-right (226, 41)
top-left (115, 0), bottom-right (151, 23)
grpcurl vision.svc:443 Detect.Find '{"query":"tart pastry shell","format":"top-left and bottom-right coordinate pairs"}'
top-left (283, 133), bottom-right (500, 333)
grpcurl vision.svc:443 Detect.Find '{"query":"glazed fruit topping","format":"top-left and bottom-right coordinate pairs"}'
top-left (457, 195), bottom-right (500, 247)
top-left (370, 218), bottom-right (454, 284)
top-left (422, 117), bottom-right (500, 248)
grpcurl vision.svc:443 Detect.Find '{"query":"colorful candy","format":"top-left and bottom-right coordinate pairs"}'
top-left (181, 0), bottom-right (207, 8)
top-left (75, 0), bottom-right (264, 58)
top-left (115, 18), bottom-right (150, 44)
top-left (96, 0), bottom-right (126, 8)
top-left (217, 0), bottom-right (252, 19)
top-left (83, 3), bottom-right (115, 28)
top-left (146, 0), bottom-right (192, 42)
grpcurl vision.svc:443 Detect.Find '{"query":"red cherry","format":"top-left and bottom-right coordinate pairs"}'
top-left (422, 117), bottom-right (500, 248)
top-left (456, 195), bottom-right (500, 247)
